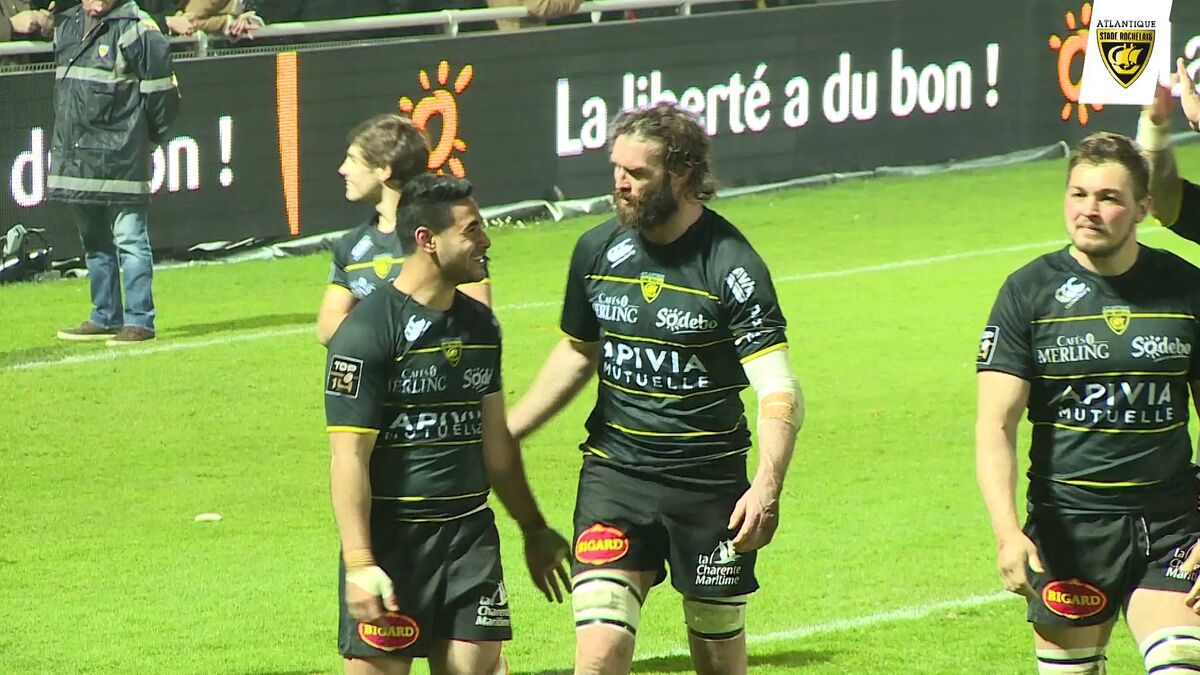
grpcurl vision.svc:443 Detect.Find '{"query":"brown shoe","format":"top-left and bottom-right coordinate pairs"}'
top-left (57, 321), bottom-right (118, 341)
top-left (105, 326), bottom-right (156, 346)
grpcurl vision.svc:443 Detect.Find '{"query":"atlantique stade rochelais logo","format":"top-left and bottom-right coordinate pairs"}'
top-left (399, 60), bottom-right (474, 179)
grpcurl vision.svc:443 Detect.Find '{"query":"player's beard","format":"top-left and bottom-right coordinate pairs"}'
top-left (1071, 221), bottom-right (1136, 259)
top-left (614, 179), bottom-right (678, 233)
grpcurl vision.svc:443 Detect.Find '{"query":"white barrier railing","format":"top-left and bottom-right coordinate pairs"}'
top-left (0, 0), bottom-right (743, 58)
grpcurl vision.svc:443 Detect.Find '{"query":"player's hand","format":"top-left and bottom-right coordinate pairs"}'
top-left (165, 12), bottom-right (195, 36)
top-left (345, 565), bottom-right (400, 622)
top-left (1178, 58), bottom-right (1200, 131)
top-left (996, 532), bottom-right (1043, 601)
top-left (523, 526), bottom-right (571, 603)
top-left (9, 9), bottom-right (48, 35)
top-left (1148, 80), bottom-right (1174, 126)
top-left (1180, 542), bottom-right (1200, 613)
top-left (728, 481), bottom-right (780, 552)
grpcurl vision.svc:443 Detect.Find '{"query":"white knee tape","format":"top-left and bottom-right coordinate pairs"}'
top-left (1141, 626), bottom-right (1200, 673)
top-left (682, 595), bottom-right (748, 640)
top-left (1035, 646), bottom-right (1107, 674)
top-left (572, 571), bottom-right (644, 636)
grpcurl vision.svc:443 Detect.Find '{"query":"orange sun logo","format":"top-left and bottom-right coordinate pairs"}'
top-left (1048, 2), bottom-right (1103, 125)
top-left (399, 61), bottom-right (474, 178)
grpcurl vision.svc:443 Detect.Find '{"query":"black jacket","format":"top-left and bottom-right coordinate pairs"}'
top-left (47, 0), bottom-right (180, 205)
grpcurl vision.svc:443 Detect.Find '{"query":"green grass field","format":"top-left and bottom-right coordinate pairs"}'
top-left (4, 145), bottom-right (1200, 674)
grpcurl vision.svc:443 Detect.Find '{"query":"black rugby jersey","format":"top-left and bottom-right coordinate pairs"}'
top-left (978, 245), bottom-right (1200, 512)
top-left (328, 216), bottom-right (490, 300)
top-left (325, 284), bottom-right (503, 521)
top-left (560, 208), bottom-right (788, 473)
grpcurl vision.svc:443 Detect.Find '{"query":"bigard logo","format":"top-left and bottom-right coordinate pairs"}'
top-left (358, 612), bottom-right (420, 651)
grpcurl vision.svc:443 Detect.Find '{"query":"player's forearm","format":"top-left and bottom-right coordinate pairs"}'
top-left (975, 424), bottom-right (1022, 542)
top-left (751, 409), bottom-right (801, 499)
top-left (485, 440), bottom-right (548, 533)
top-left (509, 339), bottom-right (597, 441)
top-left (1139, 110), bottom-right (1184, 226)
top-left (329, 437), bottom-right (375, 555)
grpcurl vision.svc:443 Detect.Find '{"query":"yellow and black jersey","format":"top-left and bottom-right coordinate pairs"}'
top-left (325, 285), bottom-right (502, 521)
top-left (560, 208), bottom-right (788, 475)
top-left (978, 245), bottom-right (1200, 512)
top-left (328, 216), bottom-right (490, 300)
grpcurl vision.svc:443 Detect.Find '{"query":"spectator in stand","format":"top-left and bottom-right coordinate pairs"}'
top-left (485, 0), bottom-right (578, 31)
top-left (1, 0), bottom-right (53, 41)
top-left (163, 0), bottom-right (263, 38)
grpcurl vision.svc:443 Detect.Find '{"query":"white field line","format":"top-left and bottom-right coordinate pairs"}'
top-left (3, 229), bottom-right (1167, 372)
top-left (633, 591), bottom-right (1015, 663)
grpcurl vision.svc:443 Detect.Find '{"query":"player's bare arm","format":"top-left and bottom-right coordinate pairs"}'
top-left (1141, 82), bottom-right (1184, 227)
top-left (329, 429), bottom-right (399, 622)
top-left (317, 286), bottom-right (358, 346)
top-left (975, 371), bottom-right (1042, 600)
top-left (729, 348), bottom-right (803, 553)
top-left (507, 338), bottom-right (600, 442)
top-left (480, 392), bottom-right (571, 603)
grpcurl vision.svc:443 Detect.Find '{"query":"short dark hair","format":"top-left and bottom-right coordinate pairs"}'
top-left (609, 103), bottom-right (718, 202)
top-left (396, 174), bottom-right (475, 254)
top-left (1068, 132), bottom-right (1150, 200)
top-left (347, 114), bottom-right (430, 186)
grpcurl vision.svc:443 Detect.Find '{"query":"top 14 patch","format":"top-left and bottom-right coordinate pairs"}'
top-left (977, 325), bottom-right (999, 365)
top-left (327, 355), bottom-right (363, 398)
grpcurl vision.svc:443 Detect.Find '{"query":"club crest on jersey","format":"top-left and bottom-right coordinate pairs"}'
top-left (372, 257), bottom-right (393, 279)
top-left (97, 45), bottom-right (110, 58)
top-left (1097, 27), bottom-right (1154, 89)
top-left (441, 338), bottom-right (463, 367)
top-left (1102, 306), bottom-right (1131, 336)
top-left (1054, 276), bottom-right (1089, 309)
top-left (639, 272), bottom-right (665, 303)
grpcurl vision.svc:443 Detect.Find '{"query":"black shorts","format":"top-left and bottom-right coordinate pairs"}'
top-left (571, 456), bottom-right (758, 598)
top-left (338, 507), bottom-right (511, 659)
top-left (1024, 505), bottom-right (1200, 627)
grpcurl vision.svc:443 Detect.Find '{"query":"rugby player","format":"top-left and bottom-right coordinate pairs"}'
top-left (976, 132), bottom-right (1200, 674)
top-left (317, 114), bottom-right (491, 346)
top-left (508, 103), bottom-right (804, 675)
top-left (325, 175), bottom-right (569, 675)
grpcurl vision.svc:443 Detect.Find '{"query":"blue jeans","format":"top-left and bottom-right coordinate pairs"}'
top-left (71, 204), bottom-right (155, 332)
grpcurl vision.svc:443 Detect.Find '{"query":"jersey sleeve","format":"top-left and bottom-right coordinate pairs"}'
top-left (1170, 180), bottom-right (1200, 244)
top-left (720, 248), bottom-right (788, 363)
top-left (324, 308), bottom-right (391, 432)
top-left (328, 237), bottom-right (351, 290)
top-left (976, 275), bottom-right (1035, 380)
top-left (560, 236), bottom-right (600, 342)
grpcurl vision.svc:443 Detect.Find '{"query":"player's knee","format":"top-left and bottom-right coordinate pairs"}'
top-left (1141, 626), bottom-right (1200, 673)
top-left (682, 595), bottom-right (748, 641)
top-left (1035, 646), bottom-right (1107, 674)
top-left (572, 571), bottom-right (644, 637)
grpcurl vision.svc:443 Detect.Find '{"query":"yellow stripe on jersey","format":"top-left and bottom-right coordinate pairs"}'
top-left (389, 502), bottom-right (490, 522)
top-left (1049, 477), bottom-right (1164, 488)
top-left (740, 342), bottom-right (788, 364)
top-left (1033, 421), bottom-right (1187, 434)
top-left (584, 445), bottom-right (611, 458)
top-left (584, 274), bottom-right (719, 301)
top-left (606, 421), bottom-right (742, 437)
top-left (1039, 370), bottom-right (1189, 380)
top-left (599, 377), bottom-right (744, 400)
top-left (562, 329), bottom-right (599, 344)
top-left (372, 488), bottom-right (491, 502)
top-left (1032, 312), bottom-right (1196, 324)
top-left (397, 344), bottom-right (499, 360)
top-left (604, 330), bottom-right (734, 349)
top-left (386, 401), bottom-right (479, 408)
top-left (326, 426), bottom-right (380, 435)
top-left (380, 437), bottom-right (484, 448)
top-left (344, 256), bottom-right (406, 272)
top-left (459, 278), bottom-right (492, 287)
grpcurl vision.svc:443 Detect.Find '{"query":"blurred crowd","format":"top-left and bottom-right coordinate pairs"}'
top-left (2, 0), bottom-right (820, 46)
